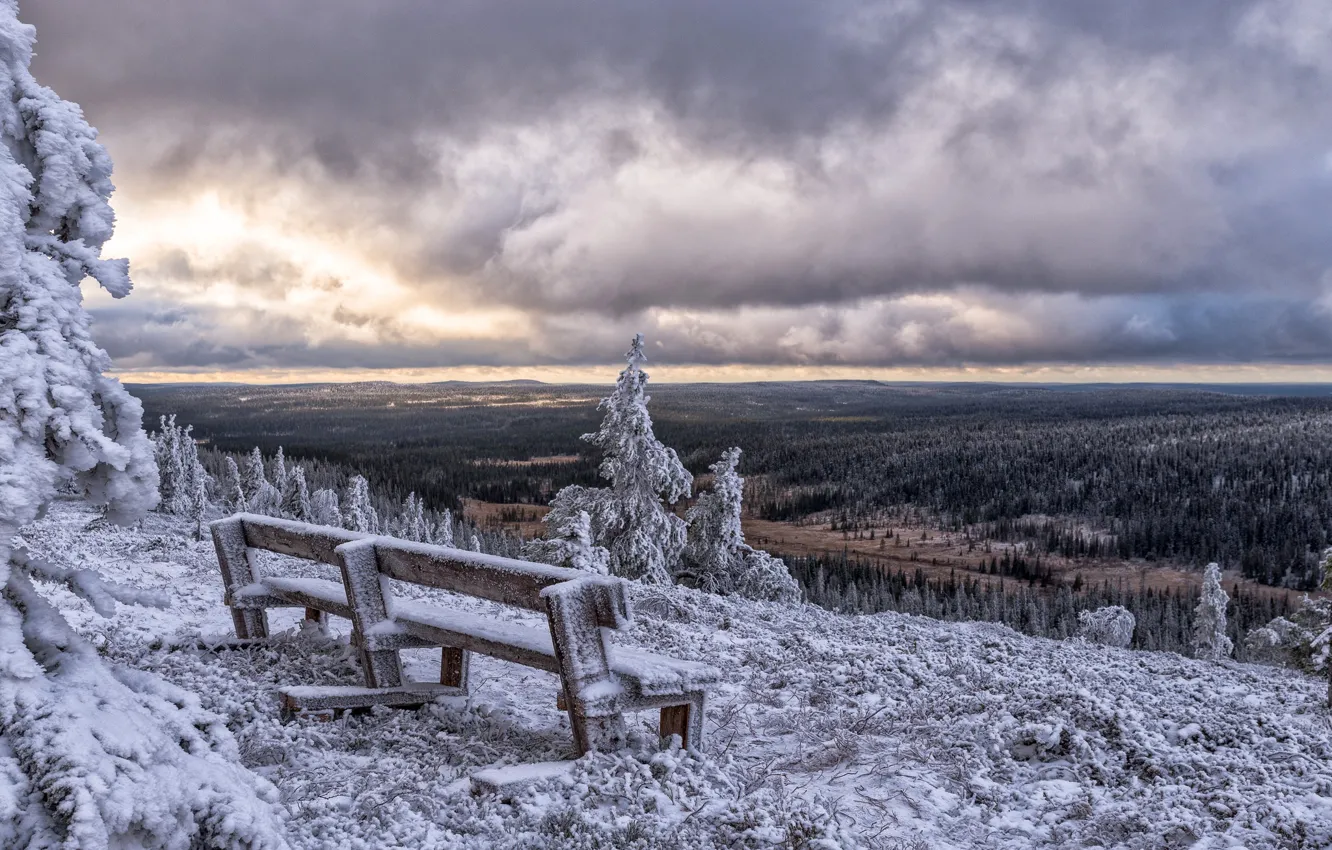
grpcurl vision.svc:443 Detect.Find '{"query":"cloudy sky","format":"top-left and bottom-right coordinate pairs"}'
top-left (25, 0), bottom-right (1332, 382)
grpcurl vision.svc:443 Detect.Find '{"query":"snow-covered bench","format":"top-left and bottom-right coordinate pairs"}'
top-left (210, 514), bottom-right (716, 754)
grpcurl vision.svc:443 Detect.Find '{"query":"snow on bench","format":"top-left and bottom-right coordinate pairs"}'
top-left (210, 514), bottom-right (716, 754)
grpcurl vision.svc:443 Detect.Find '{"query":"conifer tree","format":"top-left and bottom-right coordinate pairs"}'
top-left (682, 447), bottom-right (799, 602)
top-left (526, 510), bottom-right (610, 574)
top-left (281, 465), bottom-right (312, 522)
top-left (224, 456), bottom-right (247, 513)
top-left (272, 445), bottom-right (289, 495)
top-left (0, 5), bottom-right (285, 844)
top-left (433, 508), bottom-right (455, 547)
top-left (310, 488), bottom-right (342, 527)
top-left (343, 475), bottom-right (379, 533)
top-left (1192, 563), bottom-right (1233, 661)
top-left (546, 334), bottom-right (692, 583)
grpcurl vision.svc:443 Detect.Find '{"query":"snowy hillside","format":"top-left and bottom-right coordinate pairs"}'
top-left (19, 501), bottom-right (1332, 849)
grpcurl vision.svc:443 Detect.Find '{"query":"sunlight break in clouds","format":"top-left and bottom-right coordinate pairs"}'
top-left (26, 0), bottom-right (1332, 380)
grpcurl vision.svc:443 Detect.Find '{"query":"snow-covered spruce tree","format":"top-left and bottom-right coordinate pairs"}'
top-left (525, 510), bottom-right (610, 574)
top-left (682, 447), bottom-right (799, 602)
top-left (545, 334), bottom-right (692, 583)
top-left (152, 415), bottom-right (183, 512)
top-left (188, 464), bottom-right (209, 539)
top-left (242, 447), bottom-right (280, 516)
top-left (280, 465), bottom-right (312, 522)
top-left (343, 475), bottom-right (379, 533)
top-left (310, 488), bottom-right (341, 527)
top-left (1192, 563), bottom-right (1233, 661)
top-left (1076, 605), bottom-right (1135, 648)
top-left (0, 5), bottom-right (287, 845)
top-left (241, 446), bottom-right (266, 500)
top-left (223, 456), bottom-right (247, 513)
top-left (272, 445), bottom-right (289, 496)
top-left (433, 508), bottom-right (455, 547)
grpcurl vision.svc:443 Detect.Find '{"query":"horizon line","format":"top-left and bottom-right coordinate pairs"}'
top-left (112, 362), bottom-right (1332, 387)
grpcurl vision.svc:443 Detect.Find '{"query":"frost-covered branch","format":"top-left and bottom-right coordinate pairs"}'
top-left (12, 547), bottom-right (168, 617)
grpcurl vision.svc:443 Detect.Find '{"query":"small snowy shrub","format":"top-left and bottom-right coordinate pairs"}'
top-left (1246, 596), bottom-right (1332, 672)
top-left (1076, 606), bottom-right (1135, 648)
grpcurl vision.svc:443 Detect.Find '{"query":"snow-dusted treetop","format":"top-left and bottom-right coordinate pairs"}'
top-left (0, 1), bottom-right (156, 569)
top-left (547, 334), bottom-right (692, 583)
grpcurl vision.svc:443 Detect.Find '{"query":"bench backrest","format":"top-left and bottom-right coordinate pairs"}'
top-left (225, 513), bottom-right (629, 624)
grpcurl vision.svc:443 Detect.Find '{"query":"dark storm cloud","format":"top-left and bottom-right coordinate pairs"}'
top-left (24, 0), bottom-right (1332, 368)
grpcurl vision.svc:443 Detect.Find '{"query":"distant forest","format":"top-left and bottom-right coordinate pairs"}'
top-left (133, 381), bottom-right (1332, 589)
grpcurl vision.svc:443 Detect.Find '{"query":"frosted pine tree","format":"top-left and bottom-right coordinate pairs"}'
top-left (242, 447), bottom-right (280, 515)
top-left (682, 448), bottom-right (800, 602)
top-left (272, 446), bottom-right (290, 495)
top-left (310, 488), bottom-right (342, 527)
top-left (242, 447), bottom-right (266, 500)
top-left (1192, 563), bottom-right (1233, 661)
top-left (280, 465), bottom-right (312, 522)
top-left (526, 510), bottom-right (610, 574)
top-left (223, 456), bottom-right (247, 513)
top-left (0, 5), bottom-right (287, 845)
top-left (432, 508), bottom-right (455, 546)
top-left (152, 415), bottom-right (184, 512)
top-left (546, 334), bottom-right (692, 583)
top-left (344, 475), bottom-right (379, 533)
top-left (188, 465), bottom-right (209, 539)
top-left (398, 492), bottom-right (428, 542)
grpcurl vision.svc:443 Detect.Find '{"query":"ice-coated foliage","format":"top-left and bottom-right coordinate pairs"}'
top-left (223, 456), bottom-right (247, 513)
top-left (683, 447), bottom-right (799, 602)
top-left (1246, 595), bottom-right (1332, 672)
top-left (151, 415), bottom-right (209, 519)
top-left (280, 466), bottom-right (312, 523)
top-left (526, 510), bottom-right (610, 574)
top-left (272, 446), bottom-right (289, 495)
top-left (343, 475), bottom-right (379, 534)
top-left (1192, 563), bottom-right (1233, 661)
top-left (1076, 605), bottom-right (1136, 648)
top-left (0, 8), bottom-right (158, 566)
top-left (547, 335), bottom-right (692, 583)
top-left (433, 507), bottom-right (455, 547)
top-left (0, 7), bottom-right (287, 846)
top-left (309, 488), bottom-right (341, 527)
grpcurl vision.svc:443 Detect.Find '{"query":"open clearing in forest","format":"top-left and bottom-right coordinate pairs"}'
top-left (465, 499), bottom-right (1309, 605)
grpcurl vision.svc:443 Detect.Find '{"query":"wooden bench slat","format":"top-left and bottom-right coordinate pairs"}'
top-left (238, 514), bottom-right (364, 565)
top-left (259, 576), bottom-right (354, 620)
top-left (391, 600), bottom-right (719, 697)
top-left (392, 601), bottom-right (562, 673)
top-left (375, 542), bottom-right (587, 611)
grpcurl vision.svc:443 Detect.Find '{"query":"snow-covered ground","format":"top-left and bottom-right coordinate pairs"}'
top-left (18, 501), bottom-right (1332, 849)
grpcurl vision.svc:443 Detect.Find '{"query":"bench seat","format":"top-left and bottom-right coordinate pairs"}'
top-left (386, 600), bottom-right (720, 701)
top-left (237, 576), bottom-right (355, 620)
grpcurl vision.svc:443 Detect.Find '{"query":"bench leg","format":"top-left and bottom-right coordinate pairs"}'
top-left (567, 707), bottom-right (627, 755)
top-left (658, 694), bottom-right (706, 751)
top-left (212, 517), bottom-right (269, 640)
top-left (230, 608), bottom-right (269, 640)
top-left (337, 539), bottom-right (403, 689)
top-left (660, 704), bottom-right (690, 748)
top-left (440, 647), bottom-right (470, 691)
top-left (545, 581), bottom-right (627, 755)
